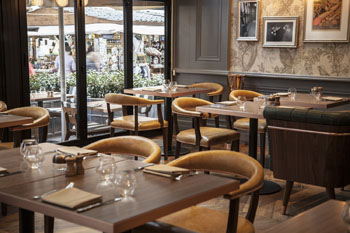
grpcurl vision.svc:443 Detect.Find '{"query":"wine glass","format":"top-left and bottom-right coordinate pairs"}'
top-left (96, 156), bottom-right (116, 182)
top-left (342, 201), bottom-right (350, 232)
top-left (288, 88), bottom-right (297, 101)
top-left (20, 139), bottom-right (38, 158)
top-left (237, 96), bottom-right (246, 111)
top-left (162, 79), bottom-right (171, 91)
top-left (115, 169), bottom-right (136, 198)
top-left (24, 145), bottom-right (44, 169)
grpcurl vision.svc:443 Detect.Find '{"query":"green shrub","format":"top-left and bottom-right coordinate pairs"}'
top-left (30, 71), bottom-right (164, 98)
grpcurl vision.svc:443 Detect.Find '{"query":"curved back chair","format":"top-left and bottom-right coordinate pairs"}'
top-left (264, 106), bottom-right (350, 215)
top-left (190, 82), bottom-right (224, 102)
top-left (105, 93), bottom-right (168, 160)
top-left (172, 97), bottom-right (240, 158)
top-left (0, 101), bottom-right (7, 112)
top-left (84, 136), bottom-right (161, 164)
top-left (229, 90), bottom-right (267, 167)
top-left (5, 106), bottom-right (50, 147)
top-left (136, 150), bottom-right (263, 233)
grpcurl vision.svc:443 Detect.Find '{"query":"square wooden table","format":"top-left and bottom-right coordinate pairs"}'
top-left (0, 114), bottom-right (33, 129)
top-left (259, 200), bottom-right (347, 233)
top-left (30, 93), bottom-right (75, 107)
top-left (124, 86), bottom-right (212, 155)
top-left (280, 93), bottom-right (350, 109)
top-left (0, 143), bottom-right (239, 233)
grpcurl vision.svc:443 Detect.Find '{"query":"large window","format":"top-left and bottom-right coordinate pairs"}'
top-left (26, 0), bottom-right (165, 143)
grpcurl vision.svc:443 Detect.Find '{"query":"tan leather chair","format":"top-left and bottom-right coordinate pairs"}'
top-left (105, 93), bottom-right (168, 160)
top-left (134, 150), bottom-right (264, 233)
top-left (5, 106), bottom-right (50, 147)
top-left (229, 90), bottom-right (267, 167)
top-left (190, 82), bottom-right (224, 102)
top-left (62, 102), bottom-right (110, 140)
top-left (0, 101), bottom-right (7, 112)
top-left (172, 97), bottom-right (240, 158)
top-left (84, 135), bottom-right (161, 164)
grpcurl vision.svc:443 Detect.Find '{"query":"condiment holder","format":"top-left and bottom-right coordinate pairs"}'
top-left (52, 152), bottom-right (85, 176)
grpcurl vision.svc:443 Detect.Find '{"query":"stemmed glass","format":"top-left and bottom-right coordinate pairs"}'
top-left (342, 201), bottom-right (350, 232)
top-left (24, 145), bottom-right (44, 169)
top-left (114, 169), bottom-right (136, 198)
top-left (288, 88), bottom-right (297, 101)
top-left (96, 156), bottom-right (116, 182)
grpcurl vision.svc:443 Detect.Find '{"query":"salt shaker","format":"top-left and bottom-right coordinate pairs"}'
top-left (76, 154), bottom-right (85, 175)
top-left (65, 156), bottom-right (76, 177)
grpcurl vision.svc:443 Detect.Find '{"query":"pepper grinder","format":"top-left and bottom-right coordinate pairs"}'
top-left (76, 154), bottom-right (85, 175)
top-left (274, 95), bottom-right (280, 106)
top-left (65, 156), bottom-right (76, 177)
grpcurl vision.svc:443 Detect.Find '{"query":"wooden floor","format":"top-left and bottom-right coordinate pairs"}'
top-left (1, 136), bottom-right (350, 233)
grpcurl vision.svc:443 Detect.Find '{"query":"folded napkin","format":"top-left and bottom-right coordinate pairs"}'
top-left (42, 187), bottom-right (102, 209)
top-left (142, 87), bottom-right (162, 92)
top-left (56, 146), bottom-right (97, 156)
top-left (143, 164), bottom-right (189, 178)
top-left (0, 167), bottom-right (7, 174)
top-left (216, 101), bottom-right (237, 106)
top-left (321, 96), bottom-right (343, 101)
top-left (273, 92), bottom-right (290, 97)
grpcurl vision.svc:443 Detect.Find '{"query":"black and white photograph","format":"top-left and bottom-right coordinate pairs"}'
top-left (263, 16), bottom-right (298, 48)
top-left (237, 0), bottom-right (259, 41)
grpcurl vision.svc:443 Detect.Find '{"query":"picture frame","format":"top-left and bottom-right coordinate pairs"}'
top-left (304, 0), bottom-right (350, 42)
top-left (237, 0), bottom-right (259, 41)
top-left (263, 16), bottom-right (299, 48)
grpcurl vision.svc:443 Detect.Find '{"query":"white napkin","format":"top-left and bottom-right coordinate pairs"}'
top-left (56, 146), bottom-right (97, 156)
top-left (0, 167), bottom-right (7, 174)
top-left (321, 96), bottom-right (343, 101)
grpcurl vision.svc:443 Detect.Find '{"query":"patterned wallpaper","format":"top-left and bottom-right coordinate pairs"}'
top-left (229, 0), bottom-right (350, 78)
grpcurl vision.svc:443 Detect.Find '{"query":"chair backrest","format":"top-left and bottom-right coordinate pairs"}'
top-left (172, 97), bottom-right (212, 118)
top-left (168, 150), bottom-right (263, 226)
top-left (190, 82), bottom-right (224, 102)
top-left (229, 90), bottom-right (263, 101)
top-left (0, 101), bottom-right (7, 112)
top-left (135, 94), bottom-right (153, 116)
top-left (264, 106), bottom-right (350, 187)
top-left (61, 102), bottom-right (77, 129)
top-left (84, 136), bottom-right (161, 164)
top-left (227, 74), bottom-right (245, 91)
top-left (105, 93), bottom-right (162, 106)
top-left (5, 106), bottom-right (50, 130)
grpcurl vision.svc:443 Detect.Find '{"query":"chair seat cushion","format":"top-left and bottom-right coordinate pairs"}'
top-left (133, 206), bottom-right (254, 233)
top-left (233, 118), bottom-right (266, 133)
top-left (176, 127), bottom-right (239, 147)
top-left (111, 115), bottom-right (168, 131)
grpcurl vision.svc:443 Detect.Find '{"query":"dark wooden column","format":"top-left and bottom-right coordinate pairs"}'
top-left (74, 0), bottom-right (88, 142)
top-left (123, 0), bottom-right (133, 90)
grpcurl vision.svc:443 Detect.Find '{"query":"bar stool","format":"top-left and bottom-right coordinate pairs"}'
top-left (229, 90), bottom-right (267, 167)
top-left (190, 82), bottom-right (224, 102)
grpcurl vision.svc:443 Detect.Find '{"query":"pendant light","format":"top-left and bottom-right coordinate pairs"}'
top-left (56, 0), bottom-right (68, 7)
top-left (31, 0), bottom-right (43, 6)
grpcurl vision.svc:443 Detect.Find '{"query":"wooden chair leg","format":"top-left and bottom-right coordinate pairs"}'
top-left (215, 117), bottom-right (220, 128)
top-left (1, 203), bottom-right (7, 216)
top-left (326, 187), bottom-right (336, 199)
top-left (246, 190), bottom-right (259, 223)
top-left (231, 139), bottom-right (240, 152)
top-left (13, 131), bottom-right (22, 147)
top-left (175, 141), bottom-right (181, 159)
top-left (41, 126), bottom-right (48, 143)
top-left (162, 127), bottom-right (168, 161)
top-left (226, 198), bottom-right (239, 233)
top-left (259, 132), bottom-right (266, 167)
top-left (110, 128), bottom-right (115, 137)
top-left (281, 180), bottom-right (294, 215)
top-left (44, 215), bottom-right (54, 233)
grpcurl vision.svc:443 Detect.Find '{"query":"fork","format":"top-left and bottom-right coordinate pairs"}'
top-left (32, 182), bottom-right (74, 199)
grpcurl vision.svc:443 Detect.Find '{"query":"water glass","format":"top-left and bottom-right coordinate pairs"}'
top-left (342, 201), bottom-right (350, 232)
top-left (24, 145), bottom-right (44, 169)
top-left (115, 169), bottom-right (136, 198)
top-left (288, 88), bottom-right (297, 101)
top-left (237, 96), bottom-right (246, 111)
top-left (170, 81), bottom-right (178, 92)
top-left (310, 87), bottom-right (323, 100)
top-left (162, 79), bottom-right (171, 91)
top-left (20, 139), bottom-right (38, 158)
top-left (96, 156), bottom-right (116, 182)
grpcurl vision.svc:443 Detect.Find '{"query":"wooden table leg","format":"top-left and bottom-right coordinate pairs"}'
top-left (249, 118), bottom-right (258, 160)
top-left (19, 208), bottom-right (34, 233)
top-left (44, 215), bottom-right (55, 233)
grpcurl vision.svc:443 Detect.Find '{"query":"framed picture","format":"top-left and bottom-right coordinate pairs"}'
top-left (263, 16), bottom-right (299, 48)
top-left (237, 0), bottom-right (259, 41)
top-left (304, 0), bottom-right (350, 42)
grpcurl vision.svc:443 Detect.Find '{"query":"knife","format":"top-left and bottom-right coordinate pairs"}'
top-left (76, 197), bottom-right (122, 213)
top-left (0, 170), bottom-right (24, 177)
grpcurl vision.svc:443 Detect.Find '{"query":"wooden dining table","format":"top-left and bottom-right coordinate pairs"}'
top-left (259, 200), bottom-right (348, 233)
top-left (0, 143), bottom-right (239, 233)
top-left (30, 93), bottom-right (75, 107)
top-left (124, 86), bottom-right (212, 155)
top-left (0, 114), bottom-right (33, 129)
